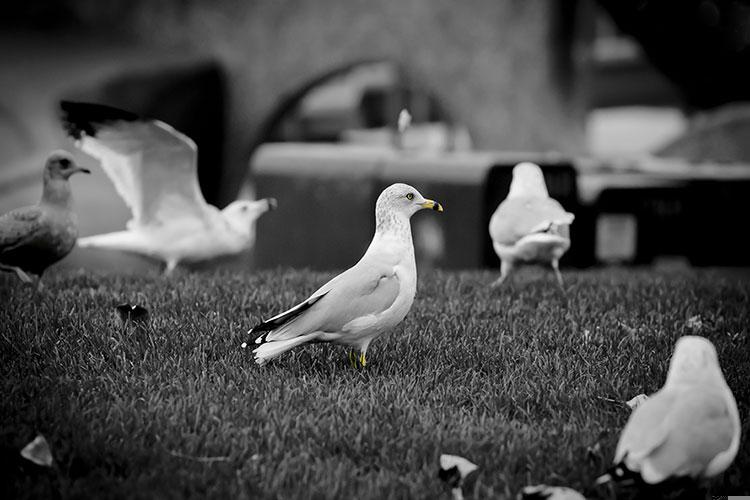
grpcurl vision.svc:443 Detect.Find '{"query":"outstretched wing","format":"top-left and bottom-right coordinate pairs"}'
top-left (489, 196), bottom-right (574, 246)
top-left (251, 260), bottom-right (401, 344)
top-left (0, 206), bottom-right (44, 253)
top-left (60, 101), bottom-right (211, 229)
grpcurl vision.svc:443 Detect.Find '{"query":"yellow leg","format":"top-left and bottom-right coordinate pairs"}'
top-left (348, 350), bottom-right (367, 368)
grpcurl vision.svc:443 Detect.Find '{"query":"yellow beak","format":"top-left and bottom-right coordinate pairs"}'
top-left (420, 199), bottom-right (444, 212)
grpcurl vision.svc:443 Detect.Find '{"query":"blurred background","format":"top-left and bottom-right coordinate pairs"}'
top-left (2, 0), bottom-right (750, 273)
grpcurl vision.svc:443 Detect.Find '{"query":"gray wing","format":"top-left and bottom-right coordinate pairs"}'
top-left (253, 260), bottom-right (401, 344)
top-left (0, 206), bottom-right (44, 253)
top-left (60, 101), bottom-right (211, 230)
top-left (489, 196), bottom-right (574, 245)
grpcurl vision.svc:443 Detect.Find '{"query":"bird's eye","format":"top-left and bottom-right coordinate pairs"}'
top-left (60, 158), bottom-right (70, 167)
top-left (241, 206), bottom-right (248, 212)
top-left (406, 193), bottom-right (414, 200)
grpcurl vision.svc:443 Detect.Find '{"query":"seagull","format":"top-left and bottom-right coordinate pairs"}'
top-left (59, 101), bottom-right (277, 275)
top-left (243, 183), bottom-right (443, 366)
top-left (519, 484), bottom-right (585, 500)
top-left (395, 108), bottom-right (412, 150)
top-left (597, 336), bottom-right (740, 487)
top-left (438, 454), bottom-right (479, 500)
top-left (398, 108), bottom-right (412, 134)
top-left (488, 162), bottom-right (574, 288)
top-left (0, 151), bottom-right (89, 286)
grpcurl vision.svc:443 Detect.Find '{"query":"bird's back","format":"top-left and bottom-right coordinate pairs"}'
top-left (616, 384), bottom-right (736, 482)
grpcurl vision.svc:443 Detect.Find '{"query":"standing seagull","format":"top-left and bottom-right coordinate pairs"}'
top-left (0, 151), bottom-right (89, 286)
top-left (59, 101), bottom-right (276, 274)
top-left (243, 183), bottom-right (443, 366)
top-left (597, 336), bottom-right (740, 487)
top-left (488, 162), bottom-right (574, 288)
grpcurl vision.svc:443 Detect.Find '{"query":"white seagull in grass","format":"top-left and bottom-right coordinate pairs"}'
top-left (59, 101), bottom-right (276, 275)
top-left (488, 162), bottom-right (574, 288)
top-left (597, 335), bottom-right (740, 487)
top-left (242, 183), bottom-right (443, 367)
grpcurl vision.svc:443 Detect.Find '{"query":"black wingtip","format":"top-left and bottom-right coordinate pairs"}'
top-left (250, 324), bottom-right (275, 345)
top-left (59, 101), bottom-right (141, 140)
top-left (598, 462), bottom-right (640, 486)
top-left (437, 465), bottom-right (461, 488)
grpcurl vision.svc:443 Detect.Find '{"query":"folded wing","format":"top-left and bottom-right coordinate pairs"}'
top-left (252, 262), bottom-right (401, 344)
top-left (60, 101), bottom-right (211, 230)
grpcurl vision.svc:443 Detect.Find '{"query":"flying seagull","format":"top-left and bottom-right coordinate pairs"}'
top-left (597, 335), bottom-right (740, 487)
top-left (0, 151), bottom-right (89, 286)
top-left (488, 162), bottom-right (574, 288)
top-left (242, 183), bottom-right (443, 366)
top-left (59, 101), bottom-right (276, 274)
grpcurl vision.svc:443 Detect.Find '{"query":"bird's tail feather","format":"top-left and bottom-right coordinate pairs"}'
top-left (78, 231), bottom-right (150, 253)
top-left (529, 214), bottom-right (575, 235)
top-left (253, 333), bottom-right (319, 365)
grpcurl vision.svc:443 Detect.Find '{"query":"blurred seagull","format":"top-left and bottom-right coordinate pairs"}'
top-left (597, 336), bottom-right (740, 486)
top-left (59, 101), bottom-right (276, 275)
top-left (488, 162), bottom-right (574, 288)
top-left (398, 108), bottom-right (412, 134)
top-left (438, 454), bottom-right (479, 500)
top-left (0, 151), bottom-right (89, 286)
top-left (243, 183), bottom-right (443, 366)
top-left (395, 108), bottom-right (412, 150)
top-left (519, 484), bottom-right (585, 500)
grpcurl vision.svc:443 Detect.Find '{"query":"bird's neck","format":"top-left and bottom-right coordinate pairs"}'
top-left (369, 213), bottom-right (415, 268)
top-left (41, 177), bottom-right (73, 209)
top-left (374, 210), bottom-right (412, 242)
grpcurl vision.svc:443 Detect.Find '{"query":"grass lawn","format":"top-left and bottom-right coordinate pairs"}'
top-left (1, 267), bottom-right (749, 499)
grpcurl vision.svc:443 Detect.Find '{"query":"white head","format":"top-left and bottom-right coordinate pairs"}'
top-left (375, 183), bottom-right (443, 232)
top-left (508, 162), bottom-right (549, 199)
top-left (222, 198), bottom-right (277, 238)
top-left (665, 335), bottom-right (727, 387)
